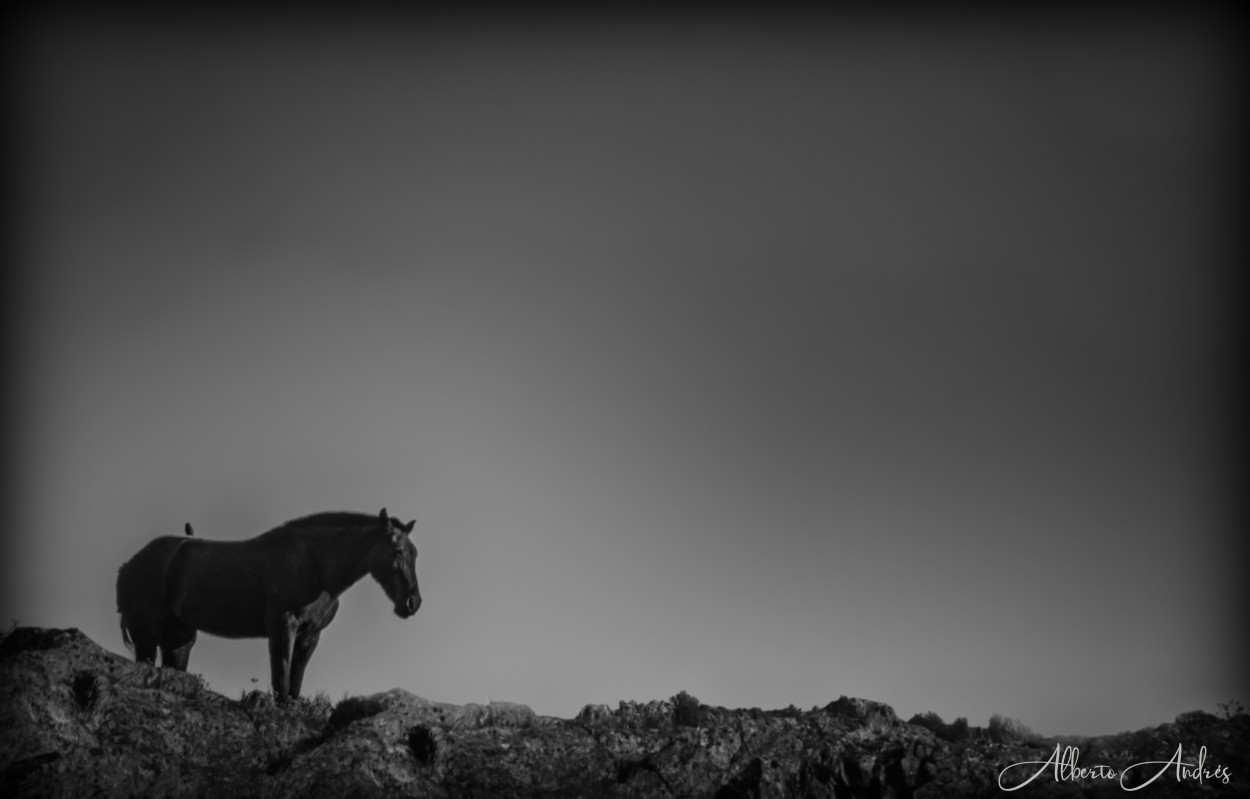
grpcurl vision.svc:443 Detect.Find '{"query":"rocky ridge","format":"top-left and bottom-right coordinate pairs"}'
top-left (1, 627), bottom-right (1246, 797)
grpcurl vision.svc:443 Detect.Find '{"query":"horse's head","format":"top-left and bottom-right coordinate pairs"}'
top-left (367, 508), bottom-right (421, 619)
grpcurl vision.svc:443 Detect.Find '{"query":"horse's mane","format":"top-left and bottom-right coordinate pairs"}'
top-left (275, 511), bottom-right (380, 532)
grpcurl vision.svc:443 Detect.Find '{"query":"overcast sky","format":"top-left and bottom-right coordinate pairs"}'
top-left (6, 7), bottom-right (1243, 736)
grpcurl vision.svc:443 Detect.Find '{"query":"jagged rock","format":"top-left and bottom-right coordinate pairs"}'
top-left (824, 695), bottom-right (903, 735)
top-left (2, 627), bottom-right (1247, 797)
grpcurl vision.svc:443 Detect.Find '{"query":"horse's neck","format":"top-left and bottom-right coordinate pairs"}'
top-left (307, 526), bottom-right (377, 597)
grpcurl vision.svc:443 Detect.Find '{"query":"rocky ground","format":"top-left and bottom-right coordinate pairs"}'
top-left (1, 626), bottom-right (1246, 797)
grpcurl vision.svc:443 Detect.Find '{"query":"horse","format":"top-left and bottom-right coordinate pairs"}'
top-left (116, 508), bottom-right (420, 702)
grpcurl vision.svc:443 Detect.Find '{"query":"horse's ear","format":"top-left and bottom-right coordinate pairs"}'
top-left (378, 508), bottom-right (389, 527)
top-left (400, 519), bottom-right (415, 535)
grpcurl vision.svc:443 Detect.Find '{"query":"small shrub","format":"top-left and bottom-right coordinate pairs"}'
top-left (673, 691), bottom-right (700, 728)
top-left (1126, 729), bottom-right (1162, 765)
top-left (908, 711), bottom-right (971, 743)
top-left (948, 716), bottom-right (970, 742)
top-left (239, 689), bottom-right (273, 710)
top-left (908, 711), bottom-right (947, 737)
top-left (576, 704), bottom-right (611, 725)
top-left (1217, 699), bottom-right (1245, 720)
top-left (988, 713), bottom-right (1038, 744)
top-left (169, 672), bottom-right (209, 699)
top-left (297, 691), bottom-right (334, 727)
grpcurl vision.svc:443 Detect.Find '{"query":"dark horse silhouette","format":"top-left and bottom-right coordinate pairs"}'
top-left (116, 508), bottom-right (420, 702)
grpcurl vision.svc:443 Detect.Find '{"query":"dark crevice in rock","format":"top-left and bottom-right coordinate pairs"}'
top-left (72, 671), bottom-right (100, 710)
top-left (266, 754), bottom-right (293, 775)
top-left (408, 724), bottom-right (438, 764)
top-left (0, 752), bottom-right (62, 792)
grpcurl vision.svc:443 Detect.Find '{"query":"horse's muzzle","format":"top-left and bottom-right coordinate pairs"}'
top-left (399, 595), bottom-right (421, 617)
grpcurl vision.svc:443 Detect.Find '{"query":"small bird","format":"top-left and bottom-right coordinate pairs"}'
top-left (185, 523), bottom-right (194, 537)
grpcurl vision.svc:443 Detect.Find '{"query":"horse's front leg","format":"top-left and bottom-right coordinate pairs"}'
top-left (288, 629), bottom-right (322, 700)
top-left (289, 595), bottom-right (338, 701)
top-left (266, 616), bottom-right (296, 703)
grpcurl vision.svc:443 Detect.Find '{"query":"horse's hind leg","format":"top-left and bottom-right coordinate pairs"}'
top-left (125, 618), bottom-right (160, 665)
top-left (133, 636), bottom-right (158, 665)
top-left (159, 619), bottom-right (197, 672)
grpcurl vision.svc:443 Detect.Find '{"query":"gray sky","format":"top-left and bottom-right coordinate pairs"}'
top-left (7, 8), bottom-right (1243, 736)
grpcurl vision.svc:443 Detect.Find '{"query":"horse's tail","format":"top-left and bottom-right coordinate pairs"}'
top-left (119, 616), bottom-right (134, 653)
top-left (116, 561), bottom-right (135, 653)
